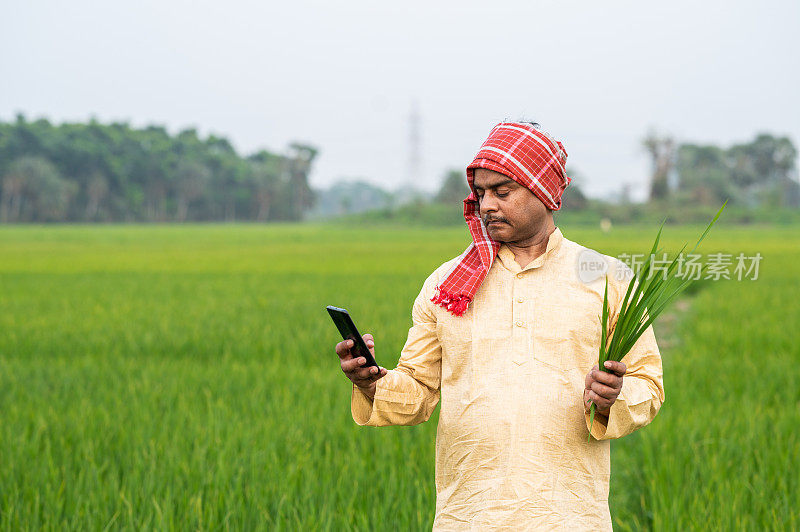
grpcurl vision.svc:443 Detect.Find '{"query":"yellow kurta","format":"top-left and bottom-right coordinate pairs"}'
top-left (351, 227), bottom-right (665, 530)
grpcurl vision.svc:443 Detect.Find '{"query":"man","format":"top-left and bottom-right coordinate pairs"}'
top-left (335, 121), bottom-right (664, 530)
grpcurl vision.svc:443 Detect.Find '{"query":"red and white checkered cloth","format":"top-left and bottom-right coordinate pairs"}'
top-left (431, 122), bottom-right (571, 316)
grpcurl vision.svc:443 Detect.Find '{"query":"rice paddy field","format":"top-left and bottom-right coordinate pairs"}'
top-left (0, 222), bottom-right (797, 530)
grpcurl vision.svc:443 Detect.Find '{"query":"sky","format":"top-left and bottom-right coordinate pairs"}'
top-left (2, 0), bottom-right (799, 201)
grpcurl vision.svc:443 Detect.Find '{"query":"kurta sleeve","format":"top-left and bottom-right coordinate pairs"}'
top-left (351, 272), bottom-right (442, 427)
top-left (585, 264), bottom-right (666, 440)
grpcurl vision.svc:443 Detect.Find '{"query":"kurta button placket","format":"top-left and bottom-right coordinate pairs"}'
top-left (510, 264), bottom-right (528, 366)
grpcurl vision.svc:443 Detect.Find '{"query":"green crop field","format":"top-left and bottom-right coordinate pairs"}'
top-left (0, 223), bottom-right (797, 530)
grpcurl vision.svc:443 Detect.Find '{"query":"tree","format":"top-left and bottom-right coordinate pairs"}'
top-left (675, 144), bottom-right (736, 206)
top-left (0, 164), bottom-right (24, 223)
top-left (435, 169), bottom-right (469, 204)
top-left (137, 125), bottom-right (175, 222)
top-left (1, 156), bottom-right (76, 222)
top-left (85, 171), bottom-right (109, 220)
top-left (561, 167), bottom-right (588, 210)
top-left (174, 161), bottom-right (211, 222)
top-left (643, 130), bottom-right (676, 202)
top-left (285, 143), bottom-right (318, 221)
top-left (205, 135), bottom-right (244, 222)
top-left (246, 151), bottom-right (282, 222)
top-left (727, 134), bottom-right (798, 207)
top-left (674, 133), bottom-right (799, 208)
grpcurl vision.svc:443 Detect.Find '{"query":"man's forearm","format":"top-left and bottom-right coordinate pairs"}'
top-left (351, 368), bottom-right (440, 426)
top-left (351, 290), bottom-right (443, 427)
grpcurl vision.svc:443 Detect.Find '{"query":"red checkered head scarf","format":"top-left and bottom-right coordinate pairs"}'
top-left (431, 122), bottom-right (571, 316)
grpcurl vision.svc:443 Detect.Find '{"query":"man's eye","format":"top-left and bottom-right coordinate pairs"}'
top-left (497, 191), bottom-right (509, 197)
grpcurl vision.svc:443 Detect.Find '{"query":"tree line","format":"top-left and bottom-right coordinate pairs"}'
top-left (3, 114), bottom-right (797, 224)
top-left (0, 114), bottom-right (317, 223)
top-left (643, 131), bottom-right (799, 207)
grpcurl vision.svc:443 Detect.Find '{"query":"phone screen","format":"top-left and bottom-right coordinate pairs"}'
top-left (326, 306), bottom-right (379, 368)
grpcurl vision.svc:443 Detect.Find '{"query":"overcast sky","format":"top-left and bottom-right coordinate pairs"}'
top-left (2, 0), bottom-right (798, 200)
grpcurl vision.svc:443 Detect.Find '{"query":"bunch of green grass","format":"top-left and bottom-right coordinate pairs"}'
top-left (588, 202), bottom-right (727, 440)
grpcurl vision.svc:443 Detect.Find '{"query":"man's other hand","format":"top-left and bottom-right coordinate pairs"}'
top-left (583, 360), bottom-right (626, 417)
top-left (336, 333), bottom-right (387, 400)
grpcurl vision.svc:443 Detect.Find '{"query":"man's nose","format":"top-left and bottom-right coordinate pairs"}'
top-left (480, 194), bottom-right (499, 215)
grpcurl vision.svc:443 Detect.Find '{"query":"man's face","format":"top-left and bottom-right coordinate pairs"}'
top-left (472, 168), bottom-right (551, 243)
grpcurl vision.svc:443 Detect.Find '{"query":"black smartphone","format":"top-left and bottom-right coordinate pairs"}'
top-left (326, 305), bottom-right (378, 368)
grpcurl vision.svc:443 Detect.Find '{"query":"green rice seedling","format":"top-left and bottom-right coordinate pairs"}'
top-left (588, 202), bottom-right (727, 441)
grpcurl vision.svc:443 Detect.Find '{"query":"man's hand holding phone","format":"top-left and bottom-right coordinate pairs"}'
top-left (336, 333), bottom-right (387, 400)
